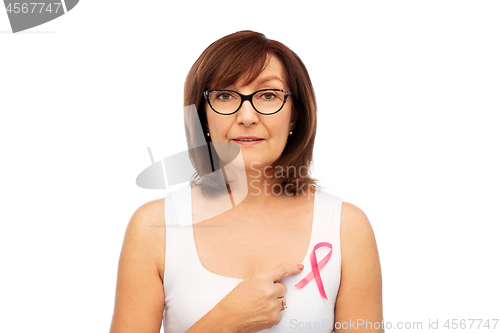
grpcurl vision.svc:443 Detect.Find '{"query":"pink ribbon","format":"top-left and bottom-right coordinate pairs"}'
top-left (295, 242), bottom-right (333, 300)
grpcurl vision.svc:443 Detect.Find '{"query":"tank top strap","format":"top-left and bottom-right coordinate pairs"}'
top-left (163, 184), bottom-right (195, 294)
top-left (307, 188), bottom-right (343, 288)
top-left (313, 188), bottom-right (342, 239)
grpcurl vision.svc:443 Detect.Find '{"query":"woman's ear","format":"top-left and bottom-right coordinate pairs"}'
top-left (290, 108), bottom-right (297, 131)
top-left (289, 119), bottom-right (295, 132)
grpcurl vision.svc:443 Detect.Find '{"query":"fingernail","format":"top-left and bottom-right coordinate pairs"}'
top-left (297, 264), bottom-right (304, 270)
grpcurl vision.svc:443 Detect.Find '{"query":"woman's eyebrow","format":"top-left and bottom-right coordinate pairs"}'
top-left (225, 75), bottom-right (284, 90)
top-left (256, 75), bottom-right (283, 84)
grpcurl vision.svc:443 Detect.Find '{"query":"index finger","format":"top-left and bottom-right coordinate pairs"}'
top-left (267, 264), bottom-right (304, 282)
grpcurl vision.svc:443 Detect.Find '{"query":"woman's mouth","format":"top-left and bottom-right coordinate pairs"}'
top-left (232, 137), bottom-right (264, 146)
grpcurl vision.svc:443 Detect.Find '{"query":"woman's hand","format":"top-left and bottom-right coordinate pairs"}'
top-left (210, 263), bottom-right (304, 333)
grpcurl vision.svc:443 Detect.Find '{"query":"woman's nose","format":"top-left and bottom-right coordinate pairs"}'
top-left (236, 100), bottom-right (259, 126)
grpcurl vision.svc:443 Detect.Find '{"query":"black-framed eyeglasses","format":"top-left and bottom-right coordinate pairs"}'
top-left (203, 89), bottom-right (292, 115)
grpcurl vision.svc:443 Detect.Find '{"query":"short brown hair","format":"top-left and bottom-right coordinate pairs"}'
top-left (184, 30), bottom-right (320, 195)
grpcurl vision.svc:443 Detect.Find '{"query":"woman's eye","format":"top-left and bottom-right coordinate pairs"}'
top-left (258, 92), bottom-right (277, 100)
top-left (216, 93), bottom-right (233, 100)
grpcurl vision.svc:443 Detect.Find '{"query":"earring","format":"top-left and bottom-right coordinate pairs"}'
top-left (207, 133), bottom-right (210, 137)
top-left (289, 131), bottom-right (292, 135)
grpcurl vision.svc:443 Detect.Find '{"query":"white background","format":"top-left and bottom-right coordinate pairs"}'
top-left (1, 0), bottom-right (499, 332)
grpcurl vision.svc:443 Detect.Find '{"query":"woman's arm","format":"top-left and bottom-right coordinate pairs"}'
top-left (109, 199), bottom-right (166, 333)
top-left (109, 199), bottom-right (235, 333)
top-left (334, 202), bottom-right (384, 332)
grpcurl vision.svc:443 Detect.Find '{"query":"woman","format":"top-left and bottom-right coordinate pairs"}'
top-left (110, 31), bottom-right (384, 332)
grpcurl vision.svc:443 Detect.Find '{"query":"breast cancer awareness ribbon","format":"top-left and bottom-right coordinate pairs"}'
top-left (294, 242), bottom-right (333, 300)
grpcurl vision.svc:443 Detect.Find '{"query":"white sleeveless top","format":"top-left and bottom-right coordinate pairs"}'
top-left (162, 183), bottom-right (342, 332)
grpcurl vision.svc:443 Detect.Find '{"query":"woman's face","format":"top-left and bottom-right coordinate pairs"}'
top-left (205, 55), bottom-right (294, 171)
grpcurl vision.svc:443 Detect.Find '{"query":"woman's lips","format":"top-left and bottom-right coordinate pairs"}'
top-left (232, 139), bottom-right (264, 146)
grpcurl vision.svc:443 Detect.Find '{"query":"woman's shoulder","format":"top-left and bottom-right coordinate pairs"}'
top-left (126, 198), bottom-right (166, 281)
top-left (340, 201), bottom-right (375, 243)
top-left (314, 188), bottom-right (374, 240)
top-left (130, 198), bottom-right (165, 223)
top-left (340, 201), bottom-right (369, 227)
